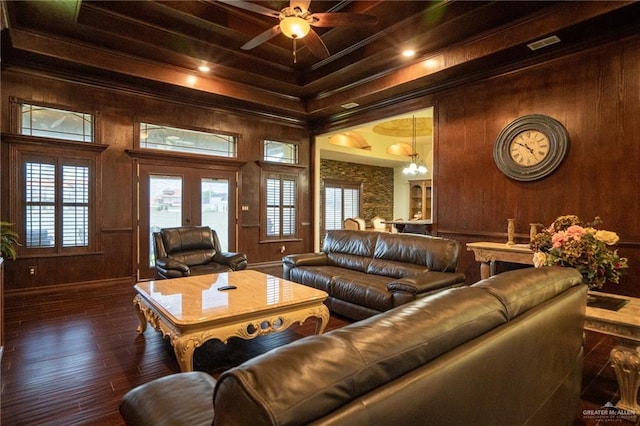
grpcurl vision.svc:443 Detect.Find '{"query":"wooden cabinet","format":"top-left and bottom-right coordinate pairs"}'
top-left (408, 179), bottom-right (431, 221)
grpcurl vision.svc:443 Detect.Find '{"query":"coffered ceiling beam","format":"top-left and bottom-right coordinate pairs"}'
top-left (305, 1), bottom-right (634, 118)
top-left (6, 28), bottom-right (306, 116)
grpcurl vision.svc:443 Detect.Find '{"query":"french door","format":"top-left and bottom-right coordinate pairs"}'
top-left (136, 164), bottom-right (237, 280)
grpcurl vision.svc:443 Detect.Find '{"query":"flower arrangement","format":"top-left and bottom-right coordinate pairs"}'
top-left (530, 215), bottom-right (628, 289)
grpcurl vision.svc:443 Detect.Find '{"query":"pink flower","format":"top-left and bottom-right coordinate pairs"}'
top-left (566, 225), bottom-right (586, 241)
top-left (552, 231), bottom-right (566, 248)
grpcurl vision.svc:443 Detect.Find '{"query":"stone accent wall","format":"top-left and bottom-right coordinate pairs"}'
top-left (320, 159), bottom-right (394, 228)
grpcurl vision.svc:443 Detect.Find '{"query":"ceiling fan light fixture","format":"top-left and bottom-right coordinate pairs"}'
top-left (280, 16), bottom-right (310, 39)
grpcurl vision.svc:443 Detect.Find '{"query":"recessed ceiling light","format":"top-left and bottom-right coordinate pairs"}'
top-left (402, 49), bottom-right (415, 58)
top-left (341, 102), bottom-right (359, 109)
top-left (198, 65), bottom-right (211, 72)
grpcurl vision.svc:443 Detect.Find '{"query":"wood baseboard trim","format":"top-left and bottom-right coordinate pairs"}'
top-left (5, 276), bottom-right (135, 297)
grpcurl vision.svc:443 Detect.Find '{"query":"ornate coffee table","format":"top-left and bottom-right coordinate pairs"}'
top-left (133, 270), bottom-right (329, 372)
top-left (585, 291), bottom-right (640, 416)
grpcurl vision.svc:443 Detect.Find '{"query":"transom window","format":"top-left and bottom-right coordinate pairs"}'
top-left (21, 103), bottom-right (93, 142)
top-left (264, 140), bottom-right (298, 164)
top-left (140, 123), bottom-right (236, 158)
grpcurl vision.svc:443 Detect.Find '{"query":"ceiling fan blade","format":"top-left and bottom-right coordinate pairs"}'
top-left (290, 0), bottom-right (311, 14)
top-left (309, 13), bottom-right (378, 27)
top-left (302, 29), bottom-right (330, 59)
top-left (241, 25), bottom-right (282, 50)
top-left (216, 0), bottom-right (280, 19)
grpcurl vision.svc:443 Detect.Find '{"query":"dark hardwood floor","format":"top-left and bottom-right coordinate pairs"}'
top-left (0, 267), bottom-right (635, 425)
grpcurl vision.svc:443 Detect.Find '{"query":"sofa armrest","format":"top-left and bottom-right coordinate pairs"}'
top-left (282, 253), bottom-right (328, 280)
top-left (120, 372), bottom-right (216, 425)
top-left (156, 257), bottom-right (190, 274)
top-left (283, 252), bottom-right (328, 267)
top-left (213, 251), bottom-right (248, 271)
top-left (387, 271), bottom-right (466, 295)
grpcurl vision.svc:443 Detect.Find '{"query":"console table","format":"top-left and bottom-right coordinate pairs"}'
top-left (585, 291), bottom-right (640, 415)
top-left (385, 220), bottom-right (432, 235)
top-left (466, 242), bottom-right (533, 280)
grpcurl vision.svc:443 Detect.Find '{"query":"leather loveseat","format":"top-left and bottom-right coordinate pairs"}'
top-left (153, 226), bottom-right (248, 279)
top-left (282, 229), bottom-right (466, 319)
top-left (120, 266), bottom-right (586, 425)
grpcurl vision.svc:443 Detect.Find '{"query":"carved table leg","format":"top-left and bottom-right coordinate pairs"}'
top-left (314, 304), bottom-right (330, 335)
top-left (132, 295), bottom-right (147, 334)
top-left (610, 342), bottom-right (640, 415)
top-left (172, 335), bottom-right (197, 372)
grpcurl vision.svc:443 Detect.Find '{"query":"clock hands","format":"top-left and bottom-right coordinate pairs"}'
top-left (514, 141), bottom-right (538, 162)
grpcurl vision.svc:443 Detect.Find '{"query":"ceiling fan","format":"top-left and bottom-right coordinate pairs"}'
top-left (217, 0), bottom-right (378, 62)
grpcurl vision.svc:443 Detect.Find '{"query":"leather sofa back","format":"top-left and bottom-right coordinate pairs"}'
top-left (157, 226), bottom-right (220, 266)
top-left (323, 230), bottom-right (378, 273)
top-left (321, 230), bottom-right (461, 278)
top-left (212, 267), bottom-right (584, 425)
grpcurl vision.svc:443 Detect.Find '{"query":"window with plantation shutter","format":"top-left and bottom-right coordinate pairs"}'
top-left (25, 162), bottom-right (56, 247)
top-left (62, 165), bottom-right (89, 247)
top-left (22, 157), bottom-right (92, 252)
top-left (322, 180), bottom-right (362, 235)
top-left (7, 100), bottom-right (103, 256)
top-left (264, 174), bottom-right (298, 240)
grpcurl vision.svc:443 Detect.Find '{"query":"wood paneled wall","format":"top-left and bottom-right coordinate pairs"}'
top-left (433, 35), bottom-right (640, 297)
top-left (0, 71), bottom-right (312, 292)
top-left (2, 34), bottom-right (638, 298)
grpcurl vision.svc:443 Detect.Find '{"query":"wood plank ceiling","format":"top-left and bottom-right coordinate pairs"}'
top-left (1, 1), bottom-right (638, 128)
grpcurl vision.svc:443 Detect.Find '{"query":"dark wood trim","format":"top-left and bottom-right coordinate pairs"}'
top-left (255, 160), bottom-right (306, 172)
top-left (126, 148), bottom-right (246, 168)
top-left (7, 28), bottom-right (307, 116)
top-left (4, 276), bottom-right (134, 297)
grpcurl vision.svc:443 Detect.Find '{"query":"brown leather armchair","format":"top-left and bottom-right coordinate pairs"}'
top-left (153, 226), bottom-right (247, 279)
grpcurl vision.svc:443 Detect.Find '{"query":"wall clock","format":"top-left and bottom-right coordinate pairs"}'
top-left (493, 114), bottom-right (568, 181)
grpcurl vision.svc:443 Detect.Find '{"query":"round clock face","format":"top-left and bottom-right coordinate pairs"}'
top-left (508, 130), bottom-right (550, 167)
top-left (493, 115), bottom-right (568, 181)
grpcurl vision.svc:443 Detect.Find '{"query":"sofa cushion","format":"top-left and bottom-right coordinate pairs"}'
top-left (322, 230), bottom-right (378, 273)
top-left (366, 259), bottom-right (429, 278)
top-left (472, 266), bottom-right (583, 319)
top-left (373, 232), bottom-right (461, 272)
top-left (212, 287), bottom-right (507, 425)
top-left (287, 266), bottom-right (346, 293)
top-left (161, 226), bottom-right (217, 266)
top-left (330, 270), bottom-right (398, 312)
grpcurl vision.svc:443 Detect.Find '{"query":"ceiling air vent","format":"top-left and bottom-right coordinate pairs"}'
top-left (527, 35), bottom-right (561, 51)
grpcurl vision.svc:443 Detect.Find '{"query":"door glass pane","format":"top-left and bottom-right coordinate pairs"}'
top-left (149, 175), bottom-right (183, 266)
top-left (201, 178), bottom-right (229, 251)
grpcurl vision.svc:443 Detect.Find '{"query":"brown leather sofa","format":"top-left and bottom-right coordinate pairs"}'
top-left (153, 226), bottom-right (248, 279)
top-left (283, 229), bottom-right (466, 319)
top-left (120, 267), bottom-right (586, 425)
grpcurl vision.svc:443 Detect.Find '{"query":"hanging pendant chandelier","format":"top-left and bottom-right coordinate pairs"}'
top-left (402, 115), bottom-right (428, 175)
